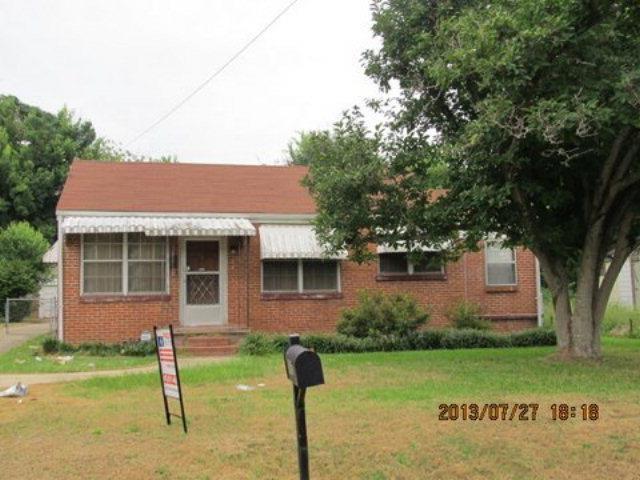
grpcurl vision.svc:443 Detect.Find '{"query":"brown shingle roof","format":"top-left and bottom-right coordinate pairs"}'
top-left (57, 160), bottom-right (316, 215)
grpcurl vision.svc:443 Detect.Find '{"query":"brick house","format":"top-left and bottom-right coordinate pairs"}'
top-left (55, 160), bottom-right (542, 350)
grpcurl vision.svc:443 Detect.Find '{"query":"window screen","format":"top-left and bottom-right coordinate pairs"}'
top-left (486, 243), bottom-right (517, 285)
top-left (82, 234), bottom-right (124, 294)
top-left (379, 253), bottom-right (409, 274)
top-left (128, 233), bottom-right (167, 293)
top-left (263, 260), bottom-right (299, 292)
top-left (303, 260), bottom-right (338, 291)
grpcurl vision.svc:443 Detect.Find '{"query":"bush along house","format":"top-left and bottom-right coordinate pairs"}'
top-left (54, 160), bottom-right (543, 354)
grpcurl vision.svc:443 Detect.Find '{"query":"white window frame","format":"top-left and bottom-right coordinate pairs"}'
top-left (261, 259), bottom-right (341, 294)
top-left (484, 241), bottom-right (518, 286)
top-left (80, 233), bottom-right (170, 296)
top-left (378, 252), bottom-right (445, 276)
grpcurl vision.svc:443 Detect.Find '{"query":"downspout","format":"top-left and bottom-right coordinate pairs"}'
top-left (57, 216), bottom-right (64, 341)
top-left (535, 257), bottom-right (543, 327)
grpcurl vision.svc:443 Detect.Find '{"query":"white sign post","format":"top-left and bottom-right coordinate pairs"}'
top-left (154, 325), bottom-right (187, 433)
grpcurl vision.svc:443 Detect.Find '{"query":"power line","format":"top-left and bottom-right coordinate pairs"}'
top-left (126, 0), bottom-right (302, 147)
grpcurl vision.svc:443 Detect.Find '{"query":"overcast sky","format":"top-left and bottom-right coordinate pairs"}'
top-left (0, 0), bottom-right (380, 164)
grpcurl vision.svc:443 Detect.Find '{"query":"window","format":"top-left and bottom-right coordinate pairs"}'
top-left (262, 259), bottom-right (339, 293)
top-left (303, 260), bottom-right (339, 291)
top-left (263, 260), bottom-right (299, 292)
top-left (128, 233), bottom-right (167, 293)
top-left (378, 252), bottom-right (444, 276)
top-left (485, 242), bottom-right (517, 286)
top-left (82, 233), bottom-right (168, 295)
top-left (83, 234), bottom-right (123, 294)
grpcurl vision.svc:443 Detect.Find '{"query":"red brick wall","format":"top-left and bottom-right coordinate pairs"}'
top-left (230, 227), bottom-right (538, 334)
top-left (62, 230), bottom-right (538, 343)
top-left (62, 234), bottom-right (180, 343)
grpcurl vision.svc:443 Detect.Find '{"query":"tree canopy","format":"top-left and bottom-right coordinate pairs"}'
top-left (0, 95), bottom-right (176, 240)
top-left (304, 0), bottom-right (640, 358)
top-left (0, 222), bottom-right (49, 308)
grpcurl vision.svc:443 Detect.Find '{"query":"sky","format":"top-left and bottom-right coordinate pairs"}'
top-left (0, 0), bottom-right (381, 164)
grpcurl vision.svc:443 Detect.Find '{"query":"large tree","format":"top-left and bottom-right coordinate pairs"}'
top-left (0, 95), bottom-right (176, 240)
top-left (304, 0), bottom-right (640, 359)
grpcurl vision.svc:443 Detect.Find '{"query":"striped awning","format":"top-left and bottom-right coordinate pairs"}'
top-left (61, 216), bottom-right (256, 236)
top-left (377, 242), bottom-right (442, 254)
top-left (259, 225), bottom-right (346, 259)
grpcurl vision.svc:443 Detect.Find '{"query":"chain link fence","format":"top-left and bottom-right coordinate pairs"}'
top-left (4, 297), bottom-right (57, 335)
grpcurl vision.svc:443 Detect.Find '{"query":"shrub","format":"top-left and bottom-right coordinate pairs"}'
top-left (0, 222), bottom-right (49, 310)
top-left (238, 333), bottom-right (280, 356)
top-left (39, 337), bottom-right (155, 356)
top-left (408, 330), bottom-right (446, 350)
top-left (238, 328), bottom-right (556, 355)
top-left (120, 341), bottom-right (157, 357)
top-left (441, 329), bottom-right (511, 349)
top-left (337, 290), bottom-right (429, 338)
top-left (446, 300), bottom-right (492, 330)
top-left (510, 329), bottom-right (556, 347)
top-left (41, 337), bottom-right (60, 354)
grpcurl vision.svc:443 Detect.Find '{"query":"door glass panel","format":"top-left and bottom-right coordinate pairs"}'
top-left (187, 241), bottom-right (219, 272)
top-left (187, 274), bottom-right (219, 305)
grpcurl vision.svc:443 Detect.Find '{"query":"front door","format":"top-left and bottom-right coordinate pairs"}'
top-left (181, 239), bottom-right (227, 326)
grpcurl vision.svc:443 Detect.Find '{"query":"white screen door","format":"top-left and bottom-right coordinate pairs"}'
top-left (181, 239), bottom-right (226, 325)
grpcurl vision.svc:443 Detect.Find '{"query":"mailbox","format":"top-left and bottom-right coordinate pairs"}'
top-left (285, 344), bottom-right (325, 389)
top-left (283, 334), bottom-right (324, 480)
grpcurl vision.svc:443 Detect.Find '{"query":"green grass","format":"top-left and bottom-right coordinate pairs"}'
top-left (71, 337), bottom-right (640, 402)
top-left (4, 339), bottom-right (640, 479)
top-left (0, 335), bottom-right (155, 373)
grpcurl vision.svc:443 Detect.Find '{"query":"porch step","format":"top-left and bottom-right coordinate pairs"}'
top-left (183, 344), bottom-right (238, 357)
top-left (174, 326), bottom-right (248, 357)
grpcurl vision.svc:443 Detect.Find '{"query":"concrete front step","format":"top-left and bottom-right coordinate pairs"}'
top-left (187, 336), bottom-right (235, 348)
top-left (181, 344), bottom-right (238, 357)
top-left (174, 325), bottom-right (248, 356)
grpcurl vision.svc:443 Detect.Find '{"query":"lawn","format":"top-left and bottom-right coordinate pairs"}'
top-left (1, 338), bottom-right (639, 479)
top-left (0, 336), bottom-right (155, 373)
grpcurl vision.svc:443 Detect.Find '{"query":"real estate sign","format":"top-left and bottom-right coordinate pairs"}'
top-left (156, 327), bottom-right (180, 399)
top-left (154, 325), bottom-right (187, 433)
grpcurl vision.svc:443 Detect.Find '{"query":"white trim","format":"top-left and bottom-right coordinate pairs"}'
top-left (58, 210), bottom-right (314, 225)
top-left (180, 237), bottom-right (228, 326)
top-left (57, 219), bottom-right (64, 341)
top-left (535, 257), bottom-right (543, 327)
top-left (484, 241), bottom-right (518, 287)
top-left (261, 258), bottom-right (341, 294)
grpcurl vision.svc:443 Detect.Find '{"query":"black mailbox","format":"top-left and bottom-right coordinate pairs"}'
top-left (283, 334), bottom-right (324, 480)
top-left (285, 344), bottom-right (325, 389)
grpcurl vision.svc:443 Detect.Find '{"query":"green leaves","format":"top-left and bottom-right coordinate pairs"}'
top-left (0, 222), bottom-right (49, 305)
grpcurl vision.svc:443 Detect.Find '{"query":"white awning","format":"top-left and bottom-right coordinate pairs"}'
top-left (259, 225), bottom-right (346, 259)
top-left (42, 240), bottom-right (59, 264)
top-left (377, 242), bottom-right (443, 254)
top-left (61, 216), bottom-right (256, 236)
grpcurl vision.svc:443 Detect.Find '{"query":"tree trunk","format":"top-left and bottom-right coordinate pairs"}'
top-left (551, 283), bottom-right (601, 360)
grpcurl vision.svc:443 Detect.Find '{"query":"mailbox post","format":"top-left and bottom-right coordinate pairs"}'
top-left (284, 334), bottom-right (324, 480)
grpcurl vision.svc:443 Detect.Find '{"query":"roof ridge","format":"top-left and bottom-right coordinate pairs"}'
top-left (72, 159), bottom-right (308, 169)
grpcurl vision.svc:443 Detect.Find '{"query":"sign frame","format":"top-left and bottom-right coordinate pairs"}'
top-left (154, 324), bottom-right (188, 433)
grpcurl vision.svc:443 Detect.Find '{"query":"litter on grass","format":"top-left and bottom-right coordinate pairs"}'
top-left (0, 383), bottom-right (28, 398)
top-left (56, 355), bottom-right (74, 365)
top-left (236, 384), bottom-right (256, 392)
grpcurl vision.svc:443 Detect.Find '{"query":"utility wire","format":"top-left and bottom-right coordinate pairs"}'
top-left (126, 0), bottom-right (302, 147)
